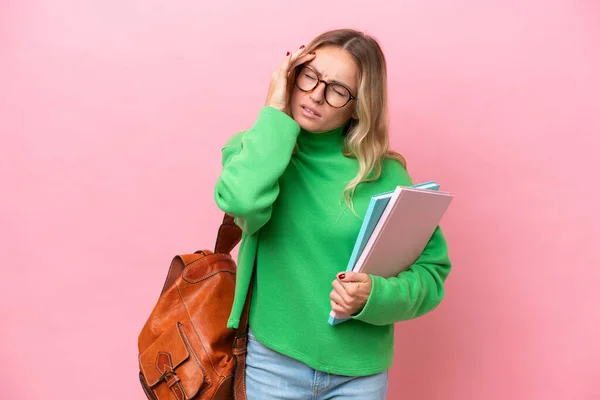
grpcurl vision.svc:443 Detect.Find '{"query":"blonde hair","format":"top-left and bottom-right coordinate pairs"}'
top-left (295, 28), bottom-right (409, 214)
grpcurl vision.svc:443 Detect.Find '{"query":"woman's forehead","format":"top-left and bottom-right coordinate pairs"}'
top-left (307, 47), bottom-right (359, 86)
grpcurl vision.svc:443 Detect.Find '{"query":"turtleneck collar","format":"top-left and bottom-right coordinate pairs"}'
top-left (297, 123), bottom-right (347, 155)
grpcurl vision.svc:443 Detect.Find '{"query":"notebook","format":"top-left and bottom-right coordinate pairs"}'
top-left (328, 184), bottom-right (453, 325)
top-left (343, 181), bottom-right (441, 275)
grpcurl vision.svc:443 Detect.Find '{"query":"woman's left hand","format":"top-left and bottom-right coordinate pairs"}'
top-left (329, 272), bottom-right (372, 315)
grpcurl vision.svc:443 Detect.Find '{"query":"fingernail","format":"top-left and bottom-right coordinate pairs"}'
top-left (310, 52), bottom-right (316, 55)
top-left (299, 45), bottom-right (305, 49)
top-left (286, 51), bottom-right (290, 56)
top-left (339, 273), bottom-right (346, 280)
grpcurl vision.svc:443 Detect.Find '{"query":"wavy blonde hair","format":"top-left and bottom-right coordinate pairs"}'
top-left (293, 29), bottom-right (410, 214)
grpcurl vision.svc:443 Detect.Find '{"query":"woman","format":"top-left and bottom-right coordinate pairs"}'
top-left (214, 28), bottom-right (451, 400)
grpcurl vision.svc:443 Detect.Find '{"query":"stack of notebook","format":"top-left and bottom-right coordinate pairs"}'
top-left (328, 181), bottom-right (453, 325)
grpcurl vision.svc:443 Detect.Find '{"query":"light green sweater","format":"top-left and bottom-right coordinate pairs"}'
top-left (214, 106), bottom-right (451, 376)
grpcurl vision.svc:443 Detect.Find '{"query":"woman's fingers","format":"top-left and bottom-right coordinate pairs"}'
top-left (330, 299), bottom-right (347, 314)
top-left (289, 50), bottom-right (316, 71)
top-left (330, 296), bottom-right (351, 314)
top-left (265, 45), bottom-right (316, 113)
top-left (330, 286), bottom-right (353, 313)
top-left (278, 50), bottom-right (293, 73)
top-left (280, 46), bottom-right (316, 73)
top-left (332, 279), bottom-right (354, 306)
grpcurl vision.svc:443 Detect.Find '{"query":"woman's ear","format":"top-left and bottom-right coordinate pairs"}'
top-left (352, 109), bottom-right (359, 120)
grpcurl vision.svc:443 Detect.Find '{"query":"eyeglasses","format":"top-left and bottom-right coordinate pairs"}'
top-left (295, 65), bottom-right (356, 108)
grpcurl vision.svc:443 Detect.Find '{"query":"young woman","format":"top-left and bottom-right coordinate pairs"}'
top-left (214, 28), bottom-right (451, 400)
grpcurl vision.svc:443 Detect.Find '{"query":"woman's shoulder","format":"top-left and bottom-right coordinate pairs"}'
top-left (381, 156), bottom-right (413, 186)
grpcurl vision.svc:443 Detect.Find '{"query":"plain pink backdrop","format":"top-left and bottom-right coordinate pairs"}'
top-left (1, 1), bottom-right (599, 399)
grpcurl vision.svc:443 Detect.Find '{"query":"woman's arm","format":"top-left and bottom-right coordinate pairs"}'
top-left (351, 226), bottom-right (451, 325)
top-left (214, 106), bottom-right (300, 235)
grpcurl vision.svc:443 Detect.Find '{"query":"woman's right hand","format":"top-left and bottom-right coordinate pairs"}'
top-left (265, 46), bottom-right (316, 115)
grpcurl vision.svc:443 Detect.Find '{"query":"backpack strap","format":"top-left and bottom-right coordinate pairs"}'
top-left (214, 213), bottom-right (242, 254)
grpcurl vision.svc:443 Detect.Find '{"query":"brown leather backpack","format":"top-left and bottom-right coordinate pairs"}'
top-left (137, 214), bottom-right (250, 400)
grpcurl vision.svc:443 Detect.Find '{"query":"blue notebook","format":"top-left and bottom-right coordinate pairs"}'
top-left (328, 181), bottom-right (441, 325)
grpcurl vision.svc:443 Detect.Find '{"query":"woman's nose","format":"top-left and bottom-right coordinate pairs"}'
top-left (309, 81), bottom-right (326, 104)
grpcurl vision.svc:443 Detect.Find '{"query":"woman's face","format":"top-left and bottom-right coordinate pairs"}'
top-left (290, 46), bottom-right (359, 133)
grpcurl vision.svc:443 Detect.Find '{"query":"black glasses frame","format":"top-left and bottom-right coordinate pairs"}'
top-left (294, 65), bottom-right (357, 108)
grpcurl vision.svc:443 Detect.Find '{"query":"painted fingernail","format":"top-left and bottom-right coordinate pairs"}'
top-left (310, 52), bottom-right (316, 55)
top-left (286, 51), bottom-right (290, 56)
top-left (299, 45), bottom-right (305, 49)
top-left (339, 273), bottom-right (346, 280)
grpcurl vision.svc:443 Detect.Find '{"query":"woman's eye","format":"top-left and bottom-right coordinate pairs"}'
top-left (331, 86), bottom-right (347, 97)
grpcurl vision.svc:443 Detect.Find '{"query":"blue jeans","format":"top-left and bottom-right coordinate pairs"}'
top-left (245, 330), bottom-right (389, 400)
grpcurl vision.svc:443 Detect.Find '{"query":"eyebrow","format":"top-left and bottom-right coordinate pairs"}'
top-left (306, 64), bottom-right (354, 90)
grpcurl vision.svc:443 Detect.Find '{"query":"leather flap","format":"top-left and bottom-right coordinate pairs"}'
top-left (139, 323), bottom-right (193, 387)
top-left (182, 253), bottom-right (236, 283)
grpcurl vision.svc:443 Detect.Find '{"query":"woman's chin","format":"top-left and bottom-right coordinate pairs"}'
top-left (293, 114), bottom-right (325, 133)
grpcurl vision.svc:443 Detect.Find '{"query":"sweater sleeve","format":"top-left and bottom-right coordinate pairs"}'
top-left (352, 225), bottom-right (451, 326)
top-left (214, 106), bottom-right (301, 235)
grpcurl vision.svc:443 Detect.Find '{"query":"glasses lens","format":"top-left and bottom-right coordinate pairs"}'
top-left (295, 66), bottom-right (352, 108)
top-left (296, 67), bottom-right (318, 91)
top-left (325, 84), bottom-right (351, 108)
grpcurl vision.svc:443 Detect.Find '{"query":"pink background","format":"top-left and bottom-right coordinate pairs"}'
top-left (1, 1), bottom-right (599, 399)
